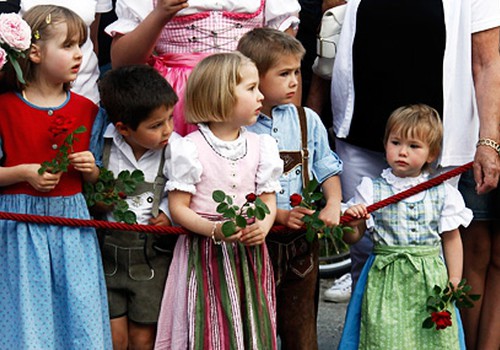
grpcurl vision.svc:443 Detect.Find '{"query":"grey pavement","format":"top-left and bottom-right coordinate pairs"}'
top-left (277, 278), bottom-right (348, 350)
top-left (317, 278), bottom-right (348, 350)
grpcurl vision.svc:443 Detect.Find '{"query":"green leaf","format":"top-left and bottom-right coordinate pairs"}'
top-left (342, 226), bottom-right (355, 234)
top-left (224, 208), bottom-right (236, 219)
top-left (216, 202), bottom-right (229, 214)
top-left (95, 182), bottom-right (105, 192)
top-left (236, 215), bottom-right (247, 228)
top-left (212, 190), bottom-right (226, 203)
top-left (468, 294), bottom-right (481, 302)
top-left (312, 218), bottom-right (324, 230)
top-left (222, 221), bottom-right (236, 237)
top-left (115, 200), bottom-right (129, 211)
top-left (305, 178), bottom-right (319, 194)
top-left (255, 206), bottom-right (266, 220)
top-left (246, 207), bottom-right (255, 218)
top-left (226, 196), bottom-right (233, 205)
top-left (130, 169), bottom-right (145, 182)
top-left (461, 285), bottom-right (472, 293)
top-left (305, 227), bottom-right (316, 242)
top-left (301, 215), bottom-right (312, 223)
top-left (113, 211), bottom-right (124, 222)
top-left (117, 170), bottom-right (131, 181)
top-left (8, 54), bottom-right (26, 84)
top-left (74, 125), bottom-right (87, 134)
top-left (433, 285), bottom-right (442, 295)
top-left (311, 192), bottom-right (324, 201)
top-left (422, 317), bottom-right (435, 329)
top-left (122, 211), bottom-right (137, 224)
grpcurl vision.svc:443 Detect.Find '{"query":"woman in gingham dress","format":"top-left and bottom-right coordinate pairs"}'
top-left (105, 0), bottom-right (300, 136)
top-left (339, 105), bottom-right (473, 350)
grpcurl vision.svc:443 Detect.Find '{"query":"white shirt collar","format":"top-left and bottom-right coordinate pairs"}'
top-left (381, 168), bottom-right (430, 192)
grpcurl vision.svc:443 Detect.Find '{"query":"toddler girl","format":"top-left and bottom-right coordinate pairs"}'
top-left (155, 52), bottom-right (283, 349)
top-left (0, 5), bottom-right (111, 349)
top-left (339, 104), bottom-right (472, 349)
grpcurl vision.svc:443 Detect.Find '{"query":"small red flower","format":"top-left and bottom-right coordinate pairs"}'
top-left (290, 193), bottom-right (303, 207)
top-left (118, 192), bottom-right (127, 199)
top-left (245, 193), bottom-right (257, 203)
top-left (431, 310), bottom-right (452, 330)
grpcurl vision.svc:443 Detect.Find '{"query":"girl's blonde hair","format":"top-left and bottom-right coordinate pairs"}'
top-left (20, 5), bottom-right (87, 90)
top-left (184, 52), bottom-right (255, 123)
top-left (384, 104), bottom-right (443, 162)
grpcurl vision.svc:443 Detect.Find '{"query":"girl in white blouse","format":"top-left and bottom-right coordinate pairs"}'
top-left (340, 104), bottom-right (472, 349)
top-left (155, 52), bottom-right (283, 349)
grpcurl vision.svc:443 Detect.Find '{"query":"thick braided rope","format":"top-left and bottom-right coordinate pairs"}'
top-left (339, 161), bottom-right (473, 224)
top-left (0, 162), bottom-right (473, 233)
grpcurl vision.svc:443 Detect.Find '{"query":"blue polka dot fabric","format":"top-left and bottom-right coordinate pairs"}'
top-left (0, 193), bottom-right (112, 349)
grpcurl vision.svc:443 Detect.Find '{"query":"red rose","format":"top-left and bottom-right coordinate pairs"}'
top-left (290, 193), bottom-right (303, 207)
top-left (431, 310), bottom-right (452, 330)
top-left (118, 192), bottom-right (127, 199)
top-left (48, 115), bottom-right (75, 138)
top-left (245, 193), bottom-right (257, 203)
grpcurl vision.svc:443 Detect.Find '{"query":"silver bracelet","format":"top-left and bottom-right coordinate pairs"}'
top-left (476, 138), bottom-right (500, 157)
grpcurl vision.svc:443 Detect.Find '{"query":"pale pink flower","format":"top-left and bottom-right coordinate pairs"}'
top-left (0, 13), bottom-right (31, 52)
top-left (0, 46), bottom-right (6, 70)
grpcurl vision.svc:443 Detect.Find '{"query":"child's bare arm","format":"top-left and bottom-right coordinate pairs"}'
top-left (342, 204), bottom-right (369, 244)
top-left (111, 0), bottom-right (188, 67)
top-left (441, 228), bottom-right (463, 287)
top-left (0, 164), bottom-right (62, 192)
top-left (168, 190), bottom-right (241, 243)
top-left (318, 175), bottom-right (342, 227)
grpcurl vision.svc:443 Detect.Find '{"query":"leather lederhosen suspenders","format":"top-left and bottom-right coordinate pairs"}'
top-left (278, 106), bottom-right (310, 190)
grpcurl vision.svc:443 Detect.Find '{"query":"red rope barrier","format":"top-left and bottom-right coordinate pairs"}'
top-left (339, 161), bottom-right (473, 224)
top-left (0, 162), bottom-right (473, 232)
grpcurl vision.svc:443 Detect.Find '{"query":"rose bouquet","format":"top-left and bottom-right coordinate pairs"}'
top-left (422, 279), bottom-right (480, 331)
top-left (83, 168), bottom-right (145, 224)
top-left (0, 13), bottom-right (32, 84)
top-left (289, 178), bottom-right (352, 247)
top-left (212, 190), bottom-right (270, 237)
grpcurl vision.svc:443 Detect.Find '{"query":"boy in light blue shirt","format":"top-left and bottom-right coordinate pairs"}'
top-left (239, 28), bottom-right (343, 350)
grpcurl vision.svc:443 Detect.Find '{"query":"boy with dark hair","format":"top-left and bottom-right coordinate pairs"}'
top-left (239, 27), bottom-right (343, 350)
top-left (99, 64), bottom-right (179, 349)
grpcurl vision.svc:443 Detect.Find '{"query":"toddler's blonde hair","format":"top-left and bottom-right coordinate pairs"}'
top-left (384, 104), bottom-right (443, 164)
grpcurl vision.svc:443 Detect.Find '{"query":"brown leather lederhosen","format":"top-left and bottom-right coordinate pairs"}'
top-left (266, 106), bottom-right (320, 350)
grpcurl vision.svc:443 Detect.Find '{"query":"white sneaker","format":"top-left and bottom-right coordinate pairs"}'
top-left (324, 273), bottom-right (352, 303)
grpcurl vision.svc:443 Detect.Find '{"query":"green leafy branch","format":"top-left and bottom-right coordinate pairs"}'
top-left (212, 191), bottom-right (270, 237)
top-left (422, 279), bottom-right (480, 330)
top-left (38, 125), bottom-right (87, 175)
top-left (83, 168), bottom-right (145, 224)
top-left (290, 178), bottom-right (353, 247)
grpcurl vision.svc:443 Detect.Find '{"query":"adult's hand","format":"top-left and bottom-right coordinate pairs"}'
top-left (473, 144), bottom-right (500, 194)
top-left (472, 26), bottom-right (500, 194)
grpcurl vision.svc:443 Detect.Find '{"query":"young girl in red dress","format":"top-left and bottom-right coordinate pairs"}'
top-left (0, 5), bottom-right (111, 349)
